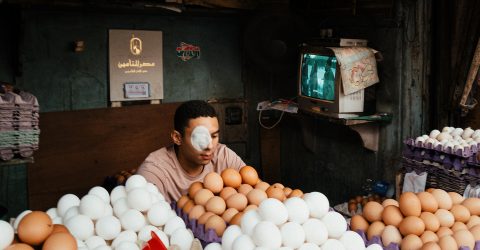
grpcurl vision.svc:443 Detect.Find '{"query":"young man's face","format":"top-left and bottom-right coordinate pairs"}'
top-left (178, 116), bottom-right (220, 167)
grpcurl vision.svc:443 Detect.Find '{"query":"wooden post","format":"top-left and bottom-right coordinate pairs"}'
top-left (459, 39), bottom-right (480, 114)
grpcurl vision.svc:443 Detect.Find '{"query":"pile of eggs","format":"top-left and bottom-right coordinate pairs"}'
top-left (2, 174), bottom-right (200, 250)
top-left (351, 188), bottom-right (480, 249)
top-left (414, 127), bottom-right (480, 153)
top-left (203, 192), bottom-right (383, 250)
top-left (176, 166), bottom-right (304, 237)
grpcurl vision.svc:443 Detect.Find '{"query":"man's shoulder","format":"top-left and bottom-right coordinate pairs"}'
top-left (142, 145), bottom-right (176, 167)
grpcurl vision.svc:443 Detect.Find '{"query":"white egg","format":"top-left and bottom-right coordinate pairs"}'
top-left (339, 230), bottom-right (366, 250)
top-left (303, 218), bottom-right (328, 245)
top-left (205, 242), bottom-right (222, 250)
top-left (147, 201), bottom-right (171, 226)
top-left (163, 216), bottom-right (186, 236)
top-left (80, 194), bottom-right (106, 220)
top-left (113, 197), bottom-right (129, 218)
top-left (13, 210), bottom-right (31, 231)
top-left (298, 243), bottom-right (321, 250)
top-left (452, 128), bottom-right (464, 136)
top-left (252, 221), bottom-right (282, 248)
top-left (429, 129), bottom-right (441, 139)
top-left (125, 174), bottom-right (147, 192)
top-left (111, 230), bottom-right (137, 248)
top-left (170, 227), bottom-right (194, 250)
top-left (46, 207), bottom-right (58, 220)
top-left (76, 239), bottom-right (86, 247)
top-left (437, 132), bottom-right (452, 141)
top-left (102, 204), bottom-right (113, 217)
top-left (280, 221), bottom-right (305, 249)
top-left (254, 247), bottom-right (270, 250)
top-left (322, 211), bottom-right (347, 239)
top-left (65, 214), bottom-right (95, 241)
top-left (322, 239), bottom-right (346, 250)
top-left (110, 185), bottom-right (127, 204)
top-left (257, 198), bottom-right (288, 225)
top-left (137, 225), bottom-right (160, 242)
top-left (278, 247), bottom-right (294, 250)
top-left (78, 247), bottom-right (89, 250)
top-left (95, 215), bottom-right (121, 240)
top-left (52, 216), bottom-right (63, 224)
top-left (366, 243), bottom-right (383, 250)
top-left (88, 186), bottom-right (110, 204)
top-left (442, 126), bottom-right (450, 132)
top-left (415, 136), bottom-right (425, 145)
top-left (241, 210), bottom-right (262, 236)
top-left (284, 197), bottom-right (309, 224)
top-left (422, 134), bottom-right (429, 140)
top-left (127, 188), bottom-right (153, 212)
top-left (57, 193), bottom-right (81, 217)
top-left (462, 127), bottom-right (475, 139)
top-left (0, 220), bottom-right (14, 249)
top-left (64, 205), bottom-right (80, 221)
top-left (222, 225), bottom-right (243, 250)
top-left (152, 230), bottom-right (170, 248)
top-left (85, 235), bottom-right (107, 249)
top-left (155, 192), bottom-right (166, 202)
top-left (116, 241), bottom-right (140, 250)
top-left (145, 182), bottom-right (159, 194)
top-left (303, 192), bottom-right (330, 219)
top-left (93, 246), bottom-right (112, 250)
top-left (120, 209), bottom-right (146, 232)
top-left (232, 234), bottom-right (255, 250)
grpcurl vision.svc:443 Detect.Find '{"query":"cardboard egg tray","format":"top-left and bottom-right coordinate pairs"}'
top-left (403, 139), bottom-right (479, 171)
top-left (170, 202), bottom-right (222, 248)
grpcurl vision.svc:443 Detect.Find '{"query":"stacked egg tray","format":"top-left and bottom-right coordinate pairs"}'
top-left (403, 138), bottom-right (479, 171)
top-left (400, 157), bottom-right (480, 195)
top-left (171, 201), bottom-right (221, 248)
top-left (0, 91), bottom-right (40, 161)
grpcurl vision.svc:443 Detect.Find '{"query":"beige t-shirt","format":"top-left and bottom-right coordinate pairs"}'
top-left (137, 143), bottom-right (246, 203)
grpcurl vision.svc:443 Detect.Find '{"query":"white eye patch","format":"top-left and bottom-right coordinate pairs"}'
top-left (191, 125), bottom-right (212, 151)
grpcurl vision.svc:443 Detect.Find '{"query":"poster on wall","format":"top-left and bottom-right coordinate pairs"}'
top-left (109, 29), bottom-right (163, 102)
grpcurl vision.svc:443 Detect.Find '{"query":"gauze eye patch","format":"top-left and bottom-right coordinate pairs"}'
top-left (191, 125), bottom-right (212, 151)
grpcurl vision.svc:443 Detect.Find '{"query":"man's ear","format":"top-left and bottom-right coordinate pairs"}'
top-left (171, 130), bottom-right (182, 146)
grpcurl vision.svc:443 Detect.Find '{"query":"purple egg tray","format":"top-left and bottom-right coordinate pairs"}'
top-left (355, 230), bottom-right (480, 250)
top-left (170, 202), bottom-right (222, 248)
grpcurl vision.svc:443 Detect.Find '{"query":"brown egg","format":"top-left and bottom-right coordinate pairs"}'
top-left (265, 186), bottom-right (286, 201)
top-left (246, 189), bottom-right (267, 206)
top-left (453, 229), bottom-right (475, 249)
top-left (204, 172), bottom-right (224, 193)
top-left (451, 221), bottom-right (467, 232)
top-left (177, 195), bottom-right (190, 208)
top-left (188, 182), bottom-right (204, 198)
top-left (431, 189), bottom-right (452, 210)
top-left (194, 188), bottom-right (214, 206)
top-left (348, 202), bottom-right (358, 215)
top-left (420, 241), bottom-right (441, 250)
top-left (436, 226), bottom-right (453, 238)
top-left (381, 225), bottom-right (402, 247)
top-left (420, 230), bottom-right (439, 244)
top-left (239, 166), bottom-right (259, 186)
top-left (417, 192), bottom-right (439, 213)
top-left (420, 212), bottom-right (440, 232)
top-left (470, 224), bottom-right (480, 241)
top-left (182, 200), bottom-right (195, 214)
top-left (399, 192), bottom-right (422, 217)
top-left (438, 235), bottom-right (458, 250)
top-left (221, 168), bottom-right (242, 188)
top-left (226, 193), bottom-right (248, 211)
top-left (382, 205), bottom-right (403, 227)
top-left (244, 204), bottom-right (257, 212)
top-left (198, 212), bottom-right (215, 225)
top-left (401, 234), bottom-right (423, 250)
top-left (461, 197), bottom-right (480, 215)
top-left (51, 224), bottom-right (69, 234)
top-left (205, 214), bottom-right (227, 236)
top-left (17, 211), bottom-right (53, 246)
top-left (42, 232), bottom-right (77, 250)
top-left (382, 199), bottom-right (399, 207)
top-left (219, 187), bottom-right (238, 200)
top-left (426, 188), bottom-right (436, 193)
top-left (467, 215), bottom-right (480, 229)
top-left (288, 189), bottom-right (304, 198)
top-left (283, 187), bottom-right (293, 197)
top-left (237, 184), bottom-right (254, 195)
top-left (229, 211), bottom-right (244, 225)
top-left (4, 243), bottom-right (34, 250)
top-left (222, 208), bottom-right (239, 223)
top-left (363, 201), bottom-right (384, 222)
top-left (399, 216), bottom-right (425, 236)
top-left (205, 196), bottom-right (226, 215)
top-left (435, 209), bottom-right (455, 228)
top-left (272, 183), bottom-right (284, 189)
top-left (448, 192), bottom-right (465, 205)
top-left (450, 204), bottom-right (470, 223)
top-left (254, 181), bottom-right (270, 191)
top-left (350, 215), bottom-right (369, 232)
top-left (188, 205), bottom-right (206, 220)
top-left (367, 221), bottom-right (385, 240)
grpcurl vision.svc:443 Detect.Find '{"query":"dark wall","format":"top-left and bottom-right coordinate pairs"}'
top-left (0, 7), bottom-right (18, 83)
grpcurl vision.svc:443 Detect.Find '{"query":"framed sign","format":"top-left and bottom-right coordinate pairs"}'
top-left (109, 29), bottom-right (163, 101)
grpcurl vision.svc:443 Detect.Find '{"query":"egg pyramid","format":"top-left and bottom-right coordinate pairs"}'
top-left (351, 188), bottom-right (480, 249)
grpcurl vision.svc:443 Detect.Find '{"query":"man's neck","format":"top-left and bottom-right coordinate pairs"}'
top-left (176, 148), bottom-right (204, 176)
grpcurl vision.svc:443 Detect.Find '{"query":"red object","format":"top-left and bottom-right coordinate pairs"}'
top-left (142, 231), bottom-right (168, 250)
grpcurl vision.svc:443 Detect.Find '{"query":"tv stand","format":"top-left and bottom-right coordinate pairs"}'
top-left (299, 109), bottom-right (392, 151)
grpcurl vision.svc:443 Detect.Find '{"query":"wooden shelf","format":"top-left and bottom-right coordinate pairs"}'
top-left (0, 157), bottom-right (34, 167)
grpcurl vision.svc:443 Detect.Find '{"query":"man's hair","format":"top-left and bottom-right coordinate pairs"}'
top-left (174, 100), bottom-right (217, 136)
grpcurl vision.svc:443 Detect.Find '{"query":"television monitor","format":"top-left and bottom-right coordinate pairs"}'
top-left (297, 46), bottom-right (364, 115)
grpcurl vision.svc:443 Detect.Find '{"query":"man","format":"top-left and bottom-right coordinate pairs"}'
top-left (137, 100), bottom-right (246, 203)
